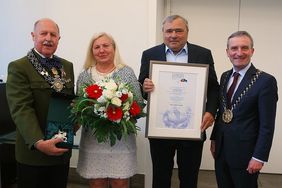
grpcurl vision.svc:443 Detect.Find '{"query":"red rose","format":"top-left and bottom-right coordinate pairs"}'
top-left (86, 84), bottom-right (103, 99)
top-left (120, 93), bottom-right (128, 102)
top-left (106, 106), bottom-right (123, 121)
top-left (129, 101), bottom-right (141, 116)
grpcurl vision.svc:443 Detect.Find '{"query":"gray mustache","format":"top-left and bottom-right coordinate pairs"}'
top-left (43, 41), bottom-right (53, 46)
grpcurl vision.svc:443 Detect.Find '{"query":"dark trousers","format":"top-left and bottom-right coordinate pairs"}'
top-left (17, 162), bottom-right (69, 188)
top-left (215, 151), bottom-right (258, 188)
top-left (149, 138), bottom-right (204, 188)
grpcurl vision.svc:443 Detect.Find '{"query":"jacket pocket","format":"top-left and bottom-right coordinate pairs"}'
top-left (30, 81), bottom-right (50, 89)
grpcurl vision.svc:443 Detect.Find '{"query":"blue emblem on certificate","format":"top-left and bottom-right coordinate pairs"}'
top-left (162, 107), bottom-right (192, 129)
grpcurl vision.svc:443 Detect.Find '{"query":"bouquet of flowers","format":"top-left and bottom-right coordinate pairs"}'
top-left (71, 77), bottom-right (146, 146)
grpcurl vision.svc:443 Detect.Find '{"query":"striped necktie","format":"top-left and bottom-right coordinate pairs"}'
top-left (227, 72), bottom-right (240, 108)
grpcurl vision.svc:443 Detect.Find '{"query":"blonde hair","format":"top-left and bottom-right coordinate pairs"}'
top-left (83, 32), bottom-right (125, 70)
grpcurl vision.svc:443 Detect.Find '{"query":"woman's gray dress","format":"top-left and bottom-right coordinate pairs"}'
top-left (76, 65), bottom-right (143, 179)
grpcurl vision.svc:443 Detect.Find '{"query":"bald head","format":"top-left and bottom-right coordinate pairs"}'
top-left (34, 18), bottom-right (60, 35)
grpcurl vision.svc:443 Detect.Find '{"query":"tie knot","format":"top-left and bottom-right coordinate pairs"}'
top-left (233, 72), bottom-right (240, 78)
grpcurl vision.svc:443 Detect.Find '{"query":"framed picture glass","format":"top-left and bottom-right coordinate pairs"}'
top-left (145, 61), bottom-right (209, 140)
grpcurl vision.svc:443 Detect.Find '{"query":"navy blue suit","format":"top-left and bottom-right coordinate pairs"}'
top-left (211, 64), bottom-right (278, 188)
top-left (138, 43), bottom-right (219, 188)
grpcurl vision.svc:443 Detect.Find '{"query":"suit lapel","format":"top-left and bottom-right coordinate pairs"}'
top-left (221, 70), bottom-right (233, 101)
top-left (160, 43), bottom-right (167, 61)
top-left (187, 43), bottom-right (193, 63)
top-left (232, 64), bottom-right (257, 104)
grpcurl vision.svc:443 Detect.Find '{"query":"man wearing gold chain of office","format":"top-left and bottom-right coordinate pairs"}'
top-left (210, 31), bottom-right (278, 188)
top-left (6, 18), bottom-right (75, 188)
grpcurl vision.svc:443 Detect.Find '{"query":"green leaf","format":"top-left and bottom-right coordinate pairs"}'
top-left (109, 131), bottom-right (117, 146)
top-left (121, 120), bottom-right (128, 136)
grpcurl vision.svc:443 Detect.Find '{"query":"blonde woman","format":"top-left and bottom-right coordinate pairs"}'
top-left (76, 32), bottom-right (144, 188)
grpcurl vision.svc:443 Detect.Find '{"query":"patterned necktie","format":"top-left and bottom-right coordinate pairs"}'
top-left (227, 72), bottom-right (240, 108)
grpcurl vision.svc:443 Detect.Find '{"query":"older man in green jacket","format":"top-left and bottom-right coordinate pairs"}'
top-left (6, 18), bottom-right (75, 188)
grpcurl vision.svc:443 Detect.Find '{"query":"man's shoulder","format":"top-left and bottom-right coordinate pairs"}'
top-left (188, 43), bottom-right (211, 52)
top-left (12, 55), bottom-right (28, 62)
top-left (222, 69), bottom-right (232, 75)
top-left (259, 70), bottom-right (277, 84)
top-left (247, 65), bottom-right (276, 82)
top-left (143, 44), bottom-right (164, 53)
top-left (9, 56), bottom-right (30, 67)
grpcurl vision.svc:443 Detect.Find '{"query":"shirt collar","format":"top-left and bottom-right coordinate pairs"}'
top-left (232, 63), bottom-right (252, 77)
top-left (33, 48), bottom-right (53, 58)
top-left (165, 43), bottom-right (188, 55)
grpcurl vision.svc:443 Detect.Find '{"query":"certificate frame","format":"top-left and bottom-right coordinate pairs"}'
top-left (145, 60), bottom-right (209, 140)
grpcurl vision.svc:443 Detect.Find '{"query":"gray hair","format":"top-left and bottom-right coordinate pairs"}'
top-left (162, 15), bottom-right (189, 32)
top-left (227, 31), bottom-right (254, 48)
top-left (34, 18), bottom-right (60, 35)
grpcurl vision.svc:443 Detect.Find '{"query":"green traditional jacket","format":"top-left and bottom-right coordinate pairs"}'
top-left (6, 51), bottom-right (75, 166)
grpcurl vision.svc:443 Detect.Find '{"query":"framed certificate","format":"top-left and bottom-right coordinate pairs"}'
top-left (145, 61), bottom-right (209, 140)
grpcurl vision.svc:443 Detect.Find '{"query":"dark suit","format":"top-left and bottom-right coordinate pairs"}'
top-left (6, 49), bottom-right (75, 187)
top-left (211, 64), bottom-right (278, 188)
top-left (138, 43), bottom-right (219, 188)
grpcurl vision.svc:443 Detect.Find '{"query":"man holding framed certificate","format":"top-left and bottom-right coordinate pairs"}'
top-left (138, 15), bottom-right (219, 188)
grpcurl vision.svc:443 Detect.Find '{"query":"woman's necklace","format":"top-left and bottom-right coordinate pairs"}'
top-left (95, 65), bottom-right (116, 76)
top-left (91, 65), bottom-right (116, 81)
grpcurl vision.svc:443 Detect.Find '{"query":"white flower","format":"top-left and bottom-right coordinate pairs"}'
top-left (97, 95), bottom-right (107, 103)
top-left (104, 80), bottom-right (118, 91)
top-left (94, 108), bottom-right (98, 114)
top-left (111, 97), bottom-right (122, 107)
top-left (103, 89), bottom-right (114, 99)
top-left (121, 88), bottom-right (128, 94)
top-left (102, 113), bottom-right (108, 119)
top-left (124, 111), bottom-right (130, 117)
top-left (122, 101), bottom-right (131, 111)
top-left (128, 91), bottom-right (133, 99)
top-left (115, 91), bottom-right (122, 98)
top-left (98, 106), bottom-right (106, 112)
top-left (118, 82), bottom-right (126, 89)
top-left (123, 111), bottom-right (130, 121)
top-left (94, 104), bottom-right (106, 112)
